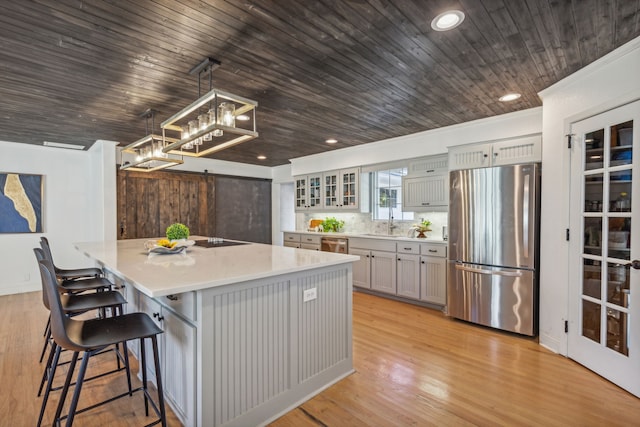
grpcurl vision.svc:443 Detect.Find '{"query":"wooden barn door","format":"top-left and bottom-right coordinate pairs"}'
top-left (117, 169), bottom-right (214, 239)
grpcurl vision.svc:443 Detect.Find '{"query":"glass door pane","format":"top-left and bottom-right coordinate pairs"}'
top-left (581, 120), bottom-right (633, 350)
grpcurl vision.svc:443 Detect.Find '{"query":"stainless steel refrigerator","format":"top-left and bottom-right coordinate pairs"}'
top-left (448, 163), bottom-right (540, 336)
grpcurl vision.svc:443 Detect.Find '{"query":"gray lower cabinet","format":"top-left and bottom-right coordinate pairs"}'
top-left (397, 253), bottom-right (420, 299)
top-left (138, 292), bottom-right (197, 427)
top-left (370, 250), bottom-right (397, 294)
top-left (350, 237), bottom-right (447, 306)
top-left (350, 248), bottom-right (371, 288)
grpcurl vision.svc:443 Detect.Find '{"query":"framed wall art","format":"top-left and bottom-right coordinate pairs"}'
top-left (0, 173), bottom-right (43, 233)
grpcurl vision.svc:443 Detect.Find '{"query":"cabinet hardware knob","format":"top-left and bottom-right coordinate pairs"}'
top-left (157, 315), bottom-right (164, 321)
top-left (398, 258), bottom-right (401, 261)
top-left (166, 294), bottom-right (179, 301)
top-left (153, 312), bottom-right (160, 318)
top-left (371, 255), bottom-right (375, 258)
top-left (627, 260), bottom-right (640, 270)
top-left (421, 261), bottom-right (425, 264)
top-left (484, 154), bottom-right (488, 158)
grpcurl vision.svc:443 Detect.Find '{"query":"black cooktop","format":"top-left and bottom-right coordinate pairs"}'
top-left (194, 239), bottom-right (249, 248)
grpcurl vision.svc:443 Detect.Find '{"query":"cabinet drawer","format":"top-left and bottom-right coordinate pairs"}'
top-left (421, 243), bottom-right (447, 257)
top-left (284, 232), bottom-right (301, 242)
top-left (350, 237), bottom-right (396, 252)
top-left (397, 242), bottom-right (420, 254)
top-left (161, 291), bottom-right (196, 323)
top-left (300, 243), bottom-right (320, 251)
top-left (301, 234), bottom-right (321, 244)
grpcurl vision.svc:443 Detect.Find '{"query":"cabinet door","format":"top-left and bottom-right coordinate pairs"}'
top-left (137, 294), bottom-right (163, 381)
top-left (407, 154), bottom-right (448, 176)
top-left (341, 168), bottom-right (359, 210)
top-left (397, 254), bottom-right (420, 299)
top-left (294, 176), bottom-right (308, 210)
top-left (420, 256), bottom-right (447, 305)
top-left (491, 135), bottom-right (542, 166)
top-left (448, 143), bottom-right (492, 170)
top-left (307, 174), bottom-right (323, 210)
top-left (403, 175), bottom-right (448, 209)
top-left (371, 250), bottom-right (397, 294)
top-left (323, 171), bottom-right (340, 208)
top-left (350, 248), bottom-right (371, 288)
top-left (162, 309), bottom-right (196, 427)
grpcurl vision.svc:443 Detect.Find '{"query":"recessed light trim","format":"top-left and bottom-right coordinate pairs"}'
top-left (325, 138), bottom-right (338, 144)
top-left (499, 93), bottom-right (522, 102)
top-left (431, 10), bottom-right (465, 31)
top-left (257, 155), bottom-right (267, 160)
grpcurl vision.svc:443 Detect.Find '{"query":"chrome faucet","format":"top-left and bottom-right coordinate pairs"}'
top-left (388, 213), bottom-right (398, 235)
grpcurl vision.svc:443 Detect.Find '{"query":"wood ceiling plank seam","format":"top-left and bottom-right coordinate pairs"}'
top-left (571, 0), bottom-right (600, 65)
top-left (612, 0), bottom-right (640, 46)
top-left (499, 0), bottom-right (560, 91)
top-left (547, 0), bottom-right (582, 71)
top-left (521, 0), bottom-right (568, 86)
top-left (594, 0), bottom-right (617, 56)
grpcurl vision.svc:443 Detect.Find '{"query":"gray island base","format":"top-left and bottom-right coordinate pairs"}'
top-left (74, 238), bottom-right (357, 426)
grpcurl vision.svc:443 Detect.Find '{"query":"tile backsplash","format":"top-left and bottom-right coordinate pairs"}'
top-left (296, 211), bottom-right (448, 239)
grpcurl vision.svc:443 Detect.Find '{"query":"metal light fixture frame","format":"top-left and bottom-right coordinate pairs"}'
top-left (161, 58), bottom-right (258, 158)
top-left (120, 109), bottom-right (184, 172)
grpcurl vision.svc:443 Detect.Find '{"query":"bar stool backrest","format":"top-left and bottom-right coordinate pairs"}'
top-left (39, 237), bottom-right (58, 272)
top-left (38, 260), bottom-right (85, 353)
top-left (33, 248), bottom-right (50, 311)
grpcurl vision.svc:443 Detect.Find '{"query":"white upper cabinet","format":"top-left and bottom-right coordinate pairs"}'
top-left (448, 135), bottom-right (542, 170)
top-left (294, 174), bottom-right (323, 211)
top-left (402, 154), bottom-right (449, 210)
top-left (323, 167), bottom-right (360, 210)
top-left (407, 154), bottom-right (448, 176)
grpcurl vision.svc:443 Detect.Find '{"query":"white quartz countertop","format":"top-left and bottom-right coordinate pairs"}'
top-left (284, 230), bottom-right (447, 244)
top-left (74, 238), bottom-right (359, 298)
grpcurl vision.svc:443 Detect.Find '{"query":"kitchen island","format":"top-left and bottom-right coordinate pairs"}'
top-left (74, 238), bottom-right (358, 427)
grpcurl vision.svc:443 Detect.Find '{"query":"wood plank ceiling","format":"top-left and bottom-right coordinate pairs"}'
top-left (0, 0), bottom-right (639, 166)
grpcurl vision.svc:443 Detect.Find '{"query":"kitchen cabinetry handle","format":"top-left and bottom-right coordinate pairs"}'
top-left (421, 202), bottom-right (430, 206)
top-left (428, 249), bottom-right (438, 253)
top-left (626, 260), bottom-right (640, 270)
top-left (454, 264), bottom-right (523, 277)
top-left (523, 173), bottom-right (530, 259)
top-left (403, 247), bottom-right (412, 251)
top-left (166, 294), bottom-right (179, 301)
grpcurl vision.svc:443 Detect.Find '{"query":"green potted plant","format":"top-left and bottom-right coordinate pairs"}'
top-left (321, 217), bottom-right (345, 232)
top-left (166, 222), bottom-right (190, 241)
top-left (413, 219), bottom-right (432, 238)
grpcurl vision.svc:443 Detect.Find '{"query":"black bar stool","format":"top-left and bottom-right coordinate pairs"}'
top-left (40, 237), bottom-right (104, 281)
top-left (38, 259), bottom-right (167, 427)
top-left (33, 248), bottom-right (113, 362)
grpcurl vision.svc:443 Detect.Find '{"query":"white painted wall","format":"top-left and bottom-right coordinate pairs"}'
top-left (290, 107), bottom-right (542, 175)
top-left (0, 140), bottom-right (117, 296)
top-left (537, 37), bottom-right (640, 354)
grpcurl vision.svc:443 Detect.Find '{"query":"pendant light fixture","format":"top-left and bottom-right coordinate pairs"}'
top-left (161, 57), bottom-right (258, 158)
top-left (120, 109), bottom-right (184, 172)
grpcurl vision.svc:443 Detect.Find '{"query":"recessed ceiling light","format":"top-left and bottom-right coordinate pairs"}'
top-left (499, 93), bottom-right (522, 102)
top-left (257, 155), bottom-right (267, 160)
top-left (431, 10), bottom-right (465, 31)
top-left (236, 114), bottom-right (250, 121)
top-left (325, 138), bottom-right (338, 144)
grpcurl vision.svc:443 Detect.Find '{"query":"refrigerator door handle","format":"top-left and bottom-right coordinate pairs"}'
top-left (523, 173), bottom-right (530, 259)
top-left (454, 263), bottom-right (524, 277)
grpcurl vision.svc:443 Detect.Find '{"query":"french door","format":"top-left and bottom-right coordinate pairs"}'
top-left (568, 100), bottom-right (640, 396)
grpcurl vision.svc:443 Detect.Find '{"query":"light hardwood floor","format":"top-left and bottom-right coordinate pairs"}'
top-left (2, 290), bottom-right (639, 426)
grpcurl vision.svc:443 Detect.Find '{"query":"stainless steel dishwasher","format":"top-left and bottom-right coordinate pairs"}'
top-left (320, 236), bottom-right (348, 253)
